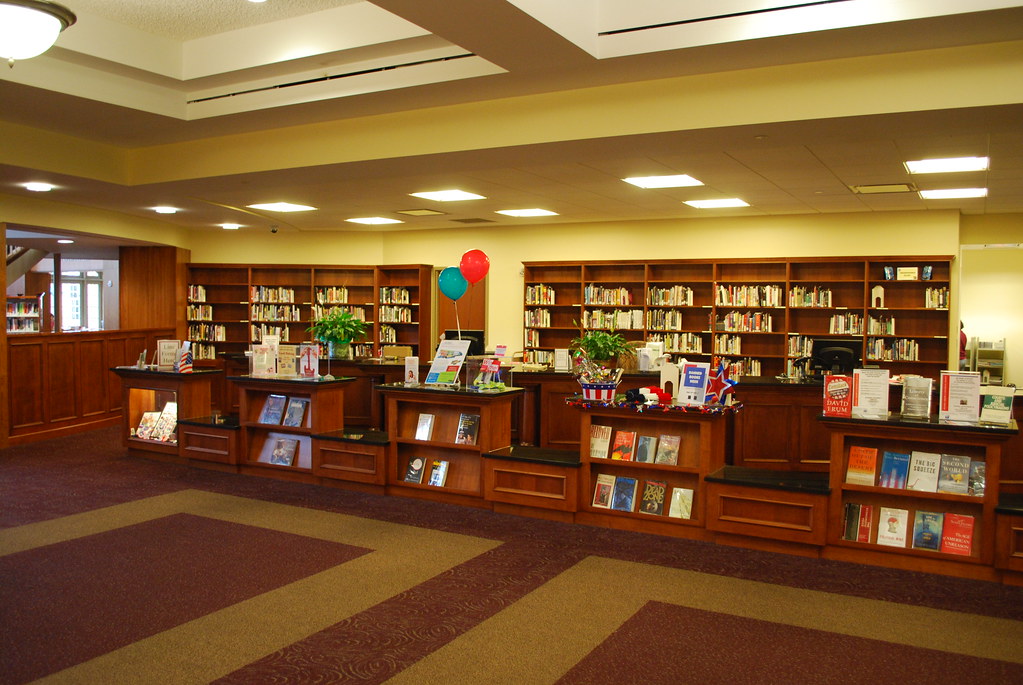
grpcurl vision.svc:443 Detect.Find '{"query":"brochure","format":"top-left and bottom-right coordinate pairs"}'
top-left (851, 368), bottom-right (890, 419)
top-left (425, 339), bottom-right (471, 385)
top-left (939, 370), bottom-right (981, 424)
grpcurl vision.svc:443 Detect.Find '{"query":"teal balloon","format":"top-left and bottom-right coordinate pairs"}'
top-left (438, 266), bottom-right (468, 301)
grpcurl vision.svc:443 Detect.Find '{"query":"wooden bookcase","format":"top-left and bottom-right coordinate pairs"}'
top-left (573, 403), bottom-right (729, 539)
top-left (523, 256), bottom-right (953, 380)
top-left (379, 384), bottom-right (523, 507)
top-left (6, 294), bottom-right (44, 334)
top-left (822, 415), bottom-right (1017, 579)
top-left (185, 263), bottom-right (433, 361)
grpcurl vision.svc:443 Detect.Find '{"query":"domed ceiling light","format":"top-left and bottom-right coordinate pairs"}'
top-left (0, 0), bottom-right (76, 66)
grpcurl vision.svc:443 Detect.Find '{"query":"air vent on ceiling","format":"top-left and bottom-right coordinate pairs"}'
top-left (598, 0), bottom-right (852, 36)
top-left (451, 218), bottom-right (494, 224)
top-left (851, 183), bottom-right (917, 194)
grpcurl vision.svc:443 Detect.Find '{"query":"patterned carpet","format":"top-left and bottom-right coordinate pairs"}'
top-left (2, 427), bottom-right (1022, 684)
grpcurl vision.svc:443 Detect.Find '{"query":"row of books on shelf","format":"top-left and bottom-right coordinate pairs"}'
top-left (259, 394), bottom-right (310, 428)
top-left (133, 402), bottom-right (178, 443)
top-left (846, 446), bottom-right (984, 496)
top-left (592, 475), bottom-right (694, 518)
top-left (590, 426), bottom-right (682, 465)
top-left (842, 504), bottom-right (974, 555)
top-left (267, 437), bottom-right (300, 466)
top-left (415, 412), bottom-right (480, 445)
top-left (403, 458), bottom-right (449, 486)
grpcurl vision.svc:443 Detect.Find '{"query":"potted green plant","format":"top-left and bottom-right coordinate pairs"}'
top-left (307, 309), bottom-right (368, 378)
top-left (569, 328), bottom-right (637, 366)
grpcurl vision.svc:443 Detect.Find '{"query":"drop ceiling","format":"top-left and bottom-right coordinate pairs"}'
top-left (3, 0), bottom-right (1023, 252)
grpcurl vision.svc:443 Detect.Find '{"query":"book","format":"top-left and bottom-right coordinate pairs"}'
top-left (842, 502), bottom-right (861, 541)
top-left (277, 344), bottom-right (298, 377)
top-left (667, 488), bottom-right (694, 519)
top-left (134, 411), bottom-right (161, 440)
top-left (968, 461), bottom-right (986, 497)
top-left (638, 480), bottom-right (667, 515)
top-left (653, 434), bottom-right (681, 465)
top-left (939, 513), bottom-right (975, 556)
top-left (269, 437), bottom-right (298, 466)
top-left (259, 394), bottom-right (287, 424)
top-left (856, 504), bottom-right (874, 543)
top-left (875, 507), bottom-right (909, 547)
top-left (900, 375), bottom-right (933, 419)
top-left (906, 450), bottom-right (941, 492)
top-left (609, 430), bottom-right (636, 461)
top-left (877, 451), bottom-right (910, 489)
top-left (427, 460), bottom-right (449, 486)
top-left (298, 343), bottom-right (320, 378)
top-left (403, 456), bottom-right (426, 483)
top-left (845, 446), bottom-right (878, 486)
top-left (911, 510), bottom-right (944, 551)
top-left (589, 425), bottom-right (613, 459)
top-left (610, 476), bottom-right (638, 512)
top-left (936, 454), bottom-right (971, 495)
top-left (822, 374), bottom-right (852, 418)
top-left (979, 385), bottom-right (1014, 426)
top-left (591, 473), bottom-right (616, 508)
top-left (282, 397), bottom-right (310, 427)
top-left (415, 413), bottom-right (435, 440)
top-left (634, 435), bottom-right (658, 464)
top-left (454, 413), bottom-right (480, 445)
top-left (149, 401), bottom-right (178, 442)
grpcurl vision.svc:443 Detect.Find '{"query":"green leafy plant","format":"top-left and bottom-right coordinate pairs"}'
top-left (570, 328), bottom-right (636, 364)
top-left (307, 309), bottom-right (368, 348)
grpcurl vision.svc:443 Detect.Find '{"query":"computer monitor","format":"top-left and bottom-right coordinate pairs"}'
top-left (809, 338), bottom-right (862, 377)
top-left (443, 329), bottom-right (485, 357)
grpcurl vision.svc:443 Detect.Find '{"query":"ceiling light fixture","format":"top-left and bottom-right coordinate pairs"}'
top-left (56, 238), bottom-right (73, 244)
top-left (904, 156), bottom-right (989, 174)
top-left (220, 223), bottom-right (241, 230)
top-left (919, 188), bottom-right (988, 199)
top-left (396, 209), bottom-right (446, 216)
top-left (685, 198), bottom-right (750, 209)
top-left (623, 174), bottom-right (704, 189)
top-left (0, 0), bottom-right (76, 65)
top-left (495, 208), bottom-right (558, 217)
top-left (346, 217), bottom-right (404, 225)
top-left (247, 202), bottom-right (316, 212)
top-left (23, 181), bottom-right (55, 191)
top-left (409, 190), bottom-right (485, 202)
top-left (152, 206), bottom-right (179, 214)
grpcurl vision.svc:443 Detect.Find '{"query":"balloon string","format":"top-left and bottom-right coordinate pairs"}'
top-left (455, 300), bottom-right (461, 338)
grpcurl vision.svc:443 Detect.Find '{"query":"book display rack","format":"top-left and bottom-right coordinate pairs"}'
top-left (822, 415), bottom-right (1017, 579)
top-left (185, 263), bottom-right (432, 361)
top-left (6, 294), bottom-right (44, 334)
top-left (523, 257), bottom-right (953, 380)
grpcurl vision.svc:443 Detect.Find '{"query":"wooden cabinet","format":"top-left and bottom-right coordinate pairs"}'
top-left (523, 256), bottom-right (953, 381)
top-left (572, 402), bottom-right (730, 539)
top-left (312, 428), bottom-right (389, 487)
top-left (230, 375), bottom-right (352, 481)
top-left (378, 384), bottom-right (522, 507)
top-left (822, 415), bottom-right (1017, 580)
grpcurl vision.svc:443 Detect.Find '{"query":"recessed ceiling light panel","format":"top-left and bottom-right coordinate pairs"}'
top-left (904, 156), bottom-right (989, 174)
top-left (919, 188), bottom-right (988, 199)
top-left (684, 198), bottom-right (749, 209)
top-left (623, 174), bottom-right (704, 189)
top-left (397, 209), bottom-right (447, 216)
top-left (23, 182), bottom-right (55, 192)
top-left (152, 206), bottom-right (179, 214)
top-left (56, 239), bottom-right (74, 244)
top-left (346, 217), bottom-right (404, 225)
top-left (220, 223), bottom-right (241, 230)
top-left (409, 189), bottom-right (486, 202)
top-left (495, 208), bottom-right (558, 217)
top-left (851, 183), bottom-right (916, 194)
top-left (247, 202), bottom-right (316, 212)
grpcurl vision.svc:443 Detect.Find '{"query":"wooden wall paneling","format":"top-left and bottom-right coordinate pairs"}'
top-left (45, 339), bottom-right (78, 423)
top-left (8, 338), bottom-right (44, 430)
top-left (104, 337), bottom-right (128, 411)
top-left (1, 223), bottom-right (8, 447)
top-left (78, 339), bottom-right (108, 417)
top-left (119, 246), bottom-right (190, 330)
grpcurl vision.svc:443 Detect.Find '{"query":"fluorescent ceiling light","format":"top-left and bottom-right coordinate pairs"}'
top-left (346, 217), bottom-right (404, 225)
top-left (409, 189), bottom-right (486, 202)
top-left (220, 223), bottom-right (241, 230)
top-left (623, 174), bottom-right (703, 188)
top-left (919, 188), bottom-right (988, 199)
top-left (684, 198), bottom-right (749, 209)
top-left (152, 206), bottom-right (179, 214)
top-left (397, 209), bottom-right (446, 216)
top-left (851, 183), bottom-right (915, 194)
top-left (56, 239), bottom-right (74, 244)
top-left (247, 202), bottom-right (317, 212)
top-left (495, 208), bottom-right (558, 217)
top-left (23, 182), bottom-right (54, 192)
top-left (904, 156), bottom-right (989, 174)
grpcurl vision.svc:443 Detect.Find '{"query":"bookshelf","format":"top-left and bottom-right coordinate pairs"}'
top-left (522, 256), bottom-right (953, 380)
top-left (6, 294), bottom-right (45, 334)
top-left (185, 264), bottom-right (433, 360)
top-left (971, 338), bottom-right (1006, 385)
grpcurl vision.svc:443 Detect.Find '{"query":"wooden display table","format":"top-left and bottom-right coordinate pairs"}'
top-left (483, 446), bottom-right (581, 521)
top-left (110, 367), bottom-right (221, 459)
top-left (229, 375), bottom-right (354, 482)
top-left (377, 383), bottom-right (523, 507)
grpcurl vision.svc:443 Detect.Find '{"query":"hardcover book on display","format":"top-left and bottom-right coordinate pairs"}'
top-left (845, 446), bottom-right (878, 486)
top-left (277, 344), bottom-right (298, 377)
top-left (939, 513), bottom-right (975, 556)
top-left (979, 385), bottom-right (1014, 426)
top-left (403, 457), bottom-right (426, 484)
top-left (298, 343), bottom-right (320, 378)
top-left (259, 394), bottom-right (287, 424)
top-left (427, 460), bottom-right (449, 486)
top-left (911, 510), bottom-right (944, 551)
top-left (455, 413), bottom-right (481, 445)
top-left (415, 413), bottom-right (435, 440)
top-left (875, 507), bottom-right (909, 547)
top-left (610, 476), bottom-right (638, 512)
top-left (968, 461), bottom-right (986, 497)
top-left (269, 437), bottom-right (298, 466)
top-left (149, 402), bottom-right (179, 442)
top-left (634, 436), bottom-right (658, 464)
top-left (906, 451), bottom-right (941, 492)
top-left (609, 431), bottom-right (636, 461)
top-left (134, 411), bottom-right (161, 440)
top-left (900, 375), bottom-right (933, 419)
top-left (638, 480), bottom-right (667, 515)
top-left (667, 488), bottom-right (694, 519)
top-left (282, 397), bottom-right (310, 428)
top-left (856, 504), bottom-right (874, 543)
top-left (936, 454), bottom-right (971, 495)
top-left (878, 451), bottom-right (910, 489)
top-left (822, 374), bottom-right (852, 418)
top-left (842, 502), bottom-right (861, 541)
top-left (653, 434), bottom-right (681, 465)
top-left (591, 473), bottom-right (616, 508)
top-left (589, 425), bottom-right (613, 459)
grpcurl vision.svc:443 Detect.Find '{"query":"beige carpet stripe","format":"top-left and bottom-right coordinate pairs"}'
top-left (5, 490), bottom-right (498, 685)
top-left (386, 555), bottom-right (1023, 685)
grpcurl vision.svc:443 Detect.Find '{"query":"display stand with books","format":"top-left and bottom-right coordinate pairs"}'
top-left (822, 414), bottom-right (1018, 580)
top-left (377, 383), bottom-right (523, 507)
top-left (570, 400), bottom-right (730, 539)
top-left (230, 374), bottom-right (353, 480)
top-left (111, 366), bottom-right (222, 460)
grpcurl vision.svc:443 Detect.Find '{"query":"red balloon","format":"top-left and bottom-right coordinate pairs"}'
top-left (459, 249), bottom-right (490, 285)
